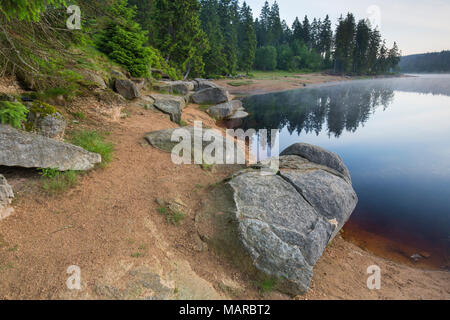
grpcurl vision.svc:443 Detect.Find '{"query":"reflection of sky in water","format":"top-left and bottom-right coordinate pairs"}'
top-left (242, 76), bottom-right (450, 249)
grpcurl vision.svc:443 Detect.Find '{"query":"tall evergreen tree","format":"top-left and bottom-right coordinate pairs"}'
top-left (353, 19), bottom-right (371, 74)
top-left (367, 28), bottom-right (381, 74)
top-left (217, 0), bottom-right (239, 75)
top-left (300, 15), bottom-right (311, 48)
top-left (150, 0), bottom-right (208, 78)
top-left (333, 13), bottom-right (356, 73)
top-left (238, 2), bottom-right (257, 75)
top-left (268, 1), bottom-right (282, 46)
top-left (319, 15), bottom-right (333, 66)
top-left (200, 0), bottom-right (227, 76)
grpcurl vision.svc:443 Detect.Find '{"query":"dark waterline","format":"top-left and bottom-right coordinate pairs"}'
top-left (237, 74), bottom-right (450, 268)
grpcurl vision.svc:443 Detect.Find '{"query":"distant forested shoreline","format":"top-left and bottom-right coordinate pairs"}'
top-left (399, 51), bottom-right (450, 73)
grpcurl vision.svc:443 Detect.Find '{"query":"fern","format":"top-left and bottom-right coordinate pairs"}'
top-left (0, 101), bottom-right (29, 129)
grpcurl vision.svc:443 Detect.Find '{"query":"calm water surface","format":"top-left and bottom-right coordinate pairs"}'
top-left (238, 74), bottom-right (450, 267)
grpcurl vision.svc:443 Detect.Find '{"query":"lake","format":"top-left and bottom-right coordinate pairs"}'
top-left (236, 74), bottom-right (450, 269)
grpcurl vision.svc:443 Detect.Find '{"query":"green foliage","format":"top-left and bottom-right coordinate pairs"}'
top-left (70, 130), bottom-right (114, 167)
top-left (151, 0), bottom-right (208, 78)
top-left (257, 276), bottom-right (277, 294)
top-left (97, 0), bottom-right (156, 77)
top-left (39, 169), bottom-right (79, 194)
top-left (0, 0), bottom-right (66, 21)
top-left (255, 46), bottom-right (277, 70)
top-left (0, 101), bottom-right (29, 129)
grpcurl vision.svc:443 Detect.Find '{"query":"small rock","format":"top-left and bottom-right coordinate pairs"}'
top-left (115, 79), bottom-right (140, 100)
top-left (0, 174), bottom-right (14, 220)
top-left (410, 254), bottom-right (423, 262)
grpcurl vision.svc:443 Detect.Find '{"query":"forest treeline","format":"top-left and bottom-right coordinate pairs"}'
top-left (399, 51), bottom-right (450, 73)
top-left (0, 0), bottom-right (401, 82)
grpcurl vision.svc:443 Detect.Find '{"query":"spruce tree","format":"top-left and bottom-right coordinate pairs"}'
top-left (200, 0), bottom-right (227, 76)
top-left (238, 2), bottom-right (257, 75)
top-left (319, 15), bottom-right (333, 66)
top-left (97, 0), bottom-right (154, 77)
top-left (151, 0), bottom-right (208, 78)
top-left (353, 19), bottom-right (371, 74)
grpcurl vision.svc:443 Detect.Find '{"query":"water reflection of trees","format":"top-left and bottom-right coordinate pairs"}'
top-left (242, 83), bottom-right (395, 138)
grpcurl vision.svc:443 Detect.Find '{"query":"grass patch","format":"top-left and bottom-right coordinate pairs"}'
top-left (70, 130), bottom-right (114, 167)
top-left (131, 252), bottom-right (142, 258)
top-left (201, 163), bottom-right (213, 171)
top-left (198, 103), bottom-right (211, 111)
top-left (257, 276), bottom-right (278, 294)
top-left (39, 168), bottom-right (80, 195)
top-left (167, 210), bottom-right (185, 225)
top-left (156, 206), bottom-right (185, 226)
top-left (227, 80), bottom-right (254, 87)
top-left (70, 111), bottom-right (86, 120)
top-left (179, 119), bottom-right (188, 127)
top-left (247, 70), bottom-right (314, 80)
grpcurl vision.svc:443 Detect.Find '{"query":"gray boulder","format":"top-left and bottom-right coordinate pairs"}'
top-left (192, 87), bottom-right (230, 105)
top-left (150, 94), bottom-right (186, 124)
top-left (0, 174), bottom-right (14, 220)
top-left (145, 126), bottom-right (244, 164)
top-left (280, 143), bottom-right (351, 181)
top-left (115, 79), bottom-right (140, 100)
top-left (228, 110), bottom-right (249, 120)
top-left (36, 114), bottom-right (66, 139)
top-left (197, 144), bottom-right (357, 295)
top-left (207, 100), bottom-right (242, 120)
top-left (195, 79), bottom-right (218, 91)
top-left (0, 124), bottom-right (102, 171)
top-left (156, 81), bottom-right (195, 95)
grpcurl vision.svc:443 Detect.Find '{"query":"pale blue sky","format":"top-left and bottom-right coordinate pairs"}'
top-left (244, 0), bottom-right (450, 55)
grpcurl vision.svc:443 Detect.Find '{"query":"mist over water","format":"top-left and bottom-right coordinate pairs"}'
top-left (239, 74), bottom-right (450, 266)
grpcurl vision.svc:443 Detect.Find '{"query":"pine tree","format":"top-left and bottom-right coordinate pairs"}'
top-left (218, 0), bottom-right (239, 75)
top-left (387, 42), bottom-right (401, 71)
top-left (367, 28), bottom-right (381, 74)
top-left (333, 13), bottom-right (356, 73)
top-left (151, 0), bottom-right (208, 78)
top-left (268, 1), bottom-right (282, 46)
top-left (319, 15), bottom-right (333, 66)
top-left (238, 2), bottom-right (256, 75)
top-left (300, 15), bottom-right (311, 48)
top-left (353, 19), bottom-right (371, 74)
top-left (97, 0), bottom-right (154, 77)
top-left (200, 0), bottom-right (227, 76)
top-left (257, 1), bottom-right (271, 47)
top-left (292, 17), bottom-right (303, 45)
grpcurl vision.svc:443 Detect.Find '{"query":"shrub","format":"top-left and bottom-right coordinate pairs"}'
top-left (70, 130), bottom-right (114, 166)
top-left (0, 101), bottom-right (29, 129)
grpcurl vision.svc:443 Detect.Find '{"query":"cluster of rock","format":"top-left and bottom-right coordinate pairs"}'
top-left (197, 143), bottom-right (358, 295)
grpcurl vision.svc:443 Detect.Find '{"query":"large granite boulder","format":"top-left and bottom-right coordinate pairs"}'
top-left (150, 94), bottom-right (186, 124)
top-left (207, 100), bottom-right (242, 120)
top-left (280, 143), bottom-right (351, 182)
top-left (192, 87), bottom-right (229, 105)
top-left (0, 124), bottom-right (102, 171)
top-left (156, 81), bottom-right (195, 95)
top-left (145, 126), bottom-right (244, 164)
top-left (115, 79), bottom-right (140, 100)
top-left (195, 79), bottom-right (218, 91)
top-left (0, 175), bottom-right (14, 220)
top-left (197, 143), bottom-right (357, 295)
